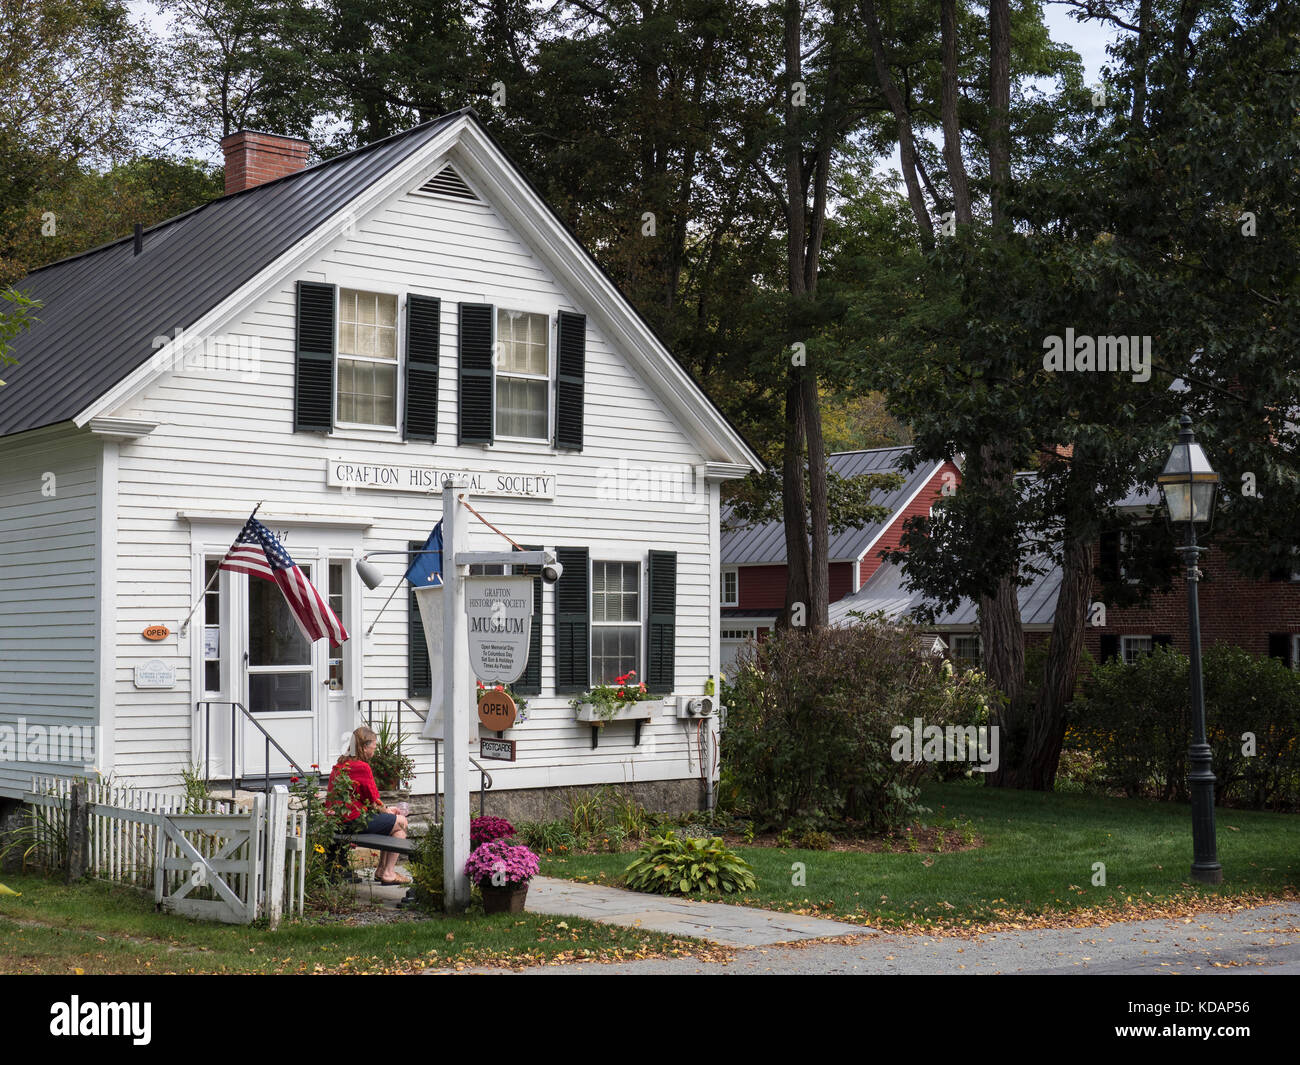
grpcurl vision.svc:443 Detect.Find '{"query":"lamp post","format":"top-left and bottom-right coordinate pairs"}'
top-left (1156, 414), bottom-right (1223, 885)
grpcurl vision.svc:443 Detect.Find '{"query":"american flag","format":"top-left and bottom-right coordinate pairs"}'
top-left (220, 516), bottom-right (349, 644)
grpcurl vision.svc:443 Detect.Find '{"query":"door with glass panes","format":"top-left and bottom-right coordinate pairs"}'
top-left (240, 562), bottom-right (321, 776)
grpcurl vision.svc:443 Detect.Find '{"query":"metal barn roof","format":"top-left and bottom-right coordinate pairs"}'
top-left (827, 553), bottom-right (1063, 629)
top-left (720, 447), bottom-right (942, 565)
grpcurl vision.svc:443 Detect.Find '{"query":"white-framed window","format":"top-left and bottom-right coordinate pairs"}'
top-left (720, 567), bottom-right (738, 606)
top-left (203, 558), bottom-right (223, 694)
top-left (1121, 635), bottom-right (1154, 665)
top-left (951, 633), bottom-right (981, 670)
top-left (591, 560), bottom-right (640, 684)
top-left (721, 628), bottom-right (753, 641)
top-left (495, 308), bottom-right (550, 441)
top-left (1291, 634), bottom-right (1300, 668)
top-left (336, 288), bottom-right (398, 428)
top-left (328, 560), bottom-right (346, 692)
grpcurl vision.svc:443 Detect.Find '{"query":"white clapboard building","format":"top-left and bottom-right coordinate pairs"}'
top-left (0, 110), bottom-right (761, 818)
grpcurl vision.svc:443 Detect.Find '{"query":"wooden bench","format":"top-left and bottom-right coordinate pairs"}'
top-left (330, 832), bottom-right (421, 900)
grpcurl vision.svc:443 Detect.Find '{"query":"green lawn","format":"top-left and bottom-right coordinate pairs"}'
top-left (541, 781), bottom-right (1300, 930)
top-left (0, 875), bottom-right (717, 974)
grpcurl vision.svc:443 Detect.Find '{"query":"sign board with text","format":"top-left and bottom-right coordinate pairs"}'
top-left (328, 459), bottom-right (556, 499)
top-left (464, 576), bottom-right (533, 685)
top-left (480, 738), bottom-right (517, 762)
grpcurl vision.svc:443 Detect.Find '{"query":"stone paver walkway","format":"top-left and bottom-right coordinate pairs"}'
top-left (521, 876), bottom-right (870, 946)
top-left (512, 900), bottom-right (1300, 975)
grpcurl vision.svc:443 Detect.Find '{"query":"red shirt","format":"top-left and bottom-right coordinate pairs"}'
top-left (327, 759), bottom-right (383, 822)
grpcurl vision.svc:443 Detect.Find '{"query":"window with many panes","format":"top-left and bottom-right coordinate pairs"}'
top-left (337, 289), bottom-right (398, 427)
top-left (495, 309), bottom-right (549, 440)
top-left (1121, 635), bottom-right (1154, 664)
top-left (951, 633), bottom-right (981, 670)
top-left (591, 560), bottom-right (640, 684)
top-left (720, 567), bottom-right (738, 606)
top-left (203, 559), bottom-right (222, 693)
top-left (328, 561), bottom-right (346, 691)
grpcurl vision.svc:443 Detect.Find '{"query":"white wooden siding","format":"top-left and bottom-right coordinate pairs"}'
top-left (0, 428), bottom-right (101, 796)
top-left (105, 172), bottom-right (721, 792)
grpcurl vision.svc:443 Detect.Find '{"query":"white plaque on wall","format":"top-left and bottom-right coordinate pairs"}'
top-left (134, 659), bottom-right (177, 689)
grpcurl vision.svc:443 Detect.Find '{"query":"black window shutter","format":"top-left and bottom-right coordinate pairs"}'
top-left (1267, 633), bottom-right (1292, 667)
top-left (646, 550), bottom-right (677, 693)
top-left (1098, 634), bottom-right (1120, 663)
top-left (554, 547), bottom-right (589, 693)
top-left (1098, 530), bottom-right (1120, 583)
top-left (514, 544), bottom-right (543, 695)
top-left (1152, 634), bottom-right (1173, 649)
top-left (294, 281), bottom-right (335, 431)
top-left (404, 295), bottom-right (441, 441)
top-left (408, 539), bottom-right (431, 698)
top-left (458, 302), bottom-right (494, 444)
top-left (555, 311), bottom-right (586, 451)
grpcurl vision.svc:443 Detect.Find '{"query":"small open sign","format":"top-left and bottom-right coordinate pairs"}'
top-left (142, 625), bottom-right (170, 641)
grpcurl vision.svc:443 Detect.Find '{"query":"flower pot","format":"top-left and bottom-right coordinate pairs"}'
top-left (480, 880), bottom-right (529, 914)
top-left (574, 701), bottom-right (655, 725)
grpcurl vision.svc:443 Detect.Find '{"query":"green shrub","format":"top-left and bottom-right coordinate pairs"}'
top-left (517, 818), bottom-right (576, 854)
top-left (1069, 644), bottom-right (1300, 809)
top-left (289, 770), bottom-right (357, 905)
top-left (797, 829), bottom-right (833, 851)
top-left (723, 620), bottom-right (997, 832)
top-left (408, 823), bottom-right (444, 913)
top-left (623, 831), bottom-right (757, 896)
top-left (369, 716), bottom-right (415, 792)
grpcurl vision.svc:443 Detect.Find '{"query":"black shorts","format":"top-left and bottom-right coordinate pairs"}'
top-left (359, 811), bottom-right (397, 835)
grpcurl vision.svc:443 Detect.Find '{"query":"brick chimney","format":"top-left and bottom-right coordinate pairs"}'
top-left (220, 131), bottom-right (311, 195)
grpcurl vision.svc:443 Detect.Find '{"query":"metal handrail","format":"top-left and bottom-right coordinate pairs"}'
top-left (196, 700), bottom-right (308, 797)
top-left (353, 700), bottom-right (493, 819)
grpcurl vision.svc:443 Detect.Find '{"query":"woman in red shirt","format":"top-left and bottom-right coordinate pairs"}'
top-left (328, 726), bottom-right (410, 885)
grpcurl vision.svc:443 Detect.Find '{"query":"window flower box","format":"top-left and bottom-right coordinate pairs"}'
top-left (570, 672), bottom-right (657, 748)
top-left (574, 701), bottom-right (654, 724)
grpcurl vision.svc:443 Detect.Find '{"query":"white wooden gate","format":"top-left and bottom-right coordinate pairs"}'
top-left (24, 777), bottom-right (305, 927)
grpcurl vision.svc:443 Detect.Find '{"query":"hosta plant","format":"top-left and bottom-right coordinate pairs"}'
top-left (623, 830), bottom-right (757, 896)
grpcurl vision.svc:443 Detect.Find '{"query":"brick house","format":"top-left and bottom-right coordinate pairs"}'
top-left (1086, 488), bottom-right (1300, 668)
top-left (720, 447), bottom-right (961, 668)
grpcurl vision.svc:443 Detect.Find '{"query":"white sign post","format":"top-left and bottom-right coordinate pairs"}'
top-left (440, 480), bottom-right (472, 914)
top-left (417, 483), bottom-right (557, 914)
top-left (464, 576), bottom-right (533, 685)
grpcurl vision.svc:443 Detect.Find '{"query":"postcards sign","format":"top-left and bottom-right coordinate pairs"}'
top-left (328, 459), bottom-right (555, 500)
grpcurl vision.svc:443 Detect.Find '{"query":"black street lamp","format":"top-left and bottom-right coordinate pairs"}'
top-left (1156, 415), bottom-right (1223, 885)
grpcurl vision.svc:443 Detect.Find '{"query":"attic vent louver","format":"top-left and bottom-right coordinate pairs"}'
top-left (418, 166), bottom-right (478, 201)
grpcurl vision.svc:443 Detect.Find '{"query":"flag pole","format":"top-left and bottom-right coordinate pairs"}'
top-left (179, 502), bottom-right (264, 635)
top-left (365, 580), bottom-right (404, 637)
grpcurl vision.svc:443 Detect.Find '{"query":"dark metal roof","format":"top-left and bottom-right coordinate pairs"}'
top-left (720, 447), bottom-right (941, 565)
top-left (0, 112), bottom-right (465, 438)
top-left (827, 553), bottom-right (1063, 628)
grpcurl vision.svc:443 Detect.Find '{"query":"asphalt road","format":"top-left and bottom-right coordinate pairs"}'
top-left (506, 901), bottom-right (1300, 975)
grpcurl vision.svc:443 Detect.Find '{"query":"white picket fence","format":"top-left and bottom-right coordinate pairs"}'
top-left (24, 776), bottom-right (307, 927)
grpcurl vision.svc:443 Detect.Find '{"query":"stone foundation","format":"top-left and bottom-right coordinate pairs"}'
top-left (403, 778), bottom-right (706, 824)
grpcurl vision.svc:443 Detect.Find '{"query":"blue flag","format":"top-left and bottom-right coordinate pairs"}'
top-left (405, 521), bottom-right (443, 587)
